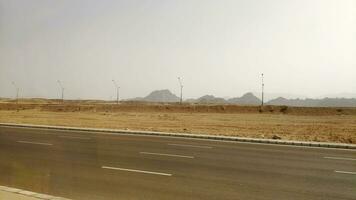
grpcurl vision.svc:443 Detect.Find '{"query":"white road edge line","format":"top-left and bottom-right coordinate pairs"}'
top-left (102, 166), bottom-right (172, 176)
top-left (140, 152), bottom-right (194, 159)
top-left (59, 136), bottom-right (91, 140)
top-left (324, 157), bottom-right (356, 161)
top-left (17, 141), bottom-right (53, 146)
top-left (168, 143), bottom-right (213, 149)
top-left (335, 170), bottom-right (356, 175)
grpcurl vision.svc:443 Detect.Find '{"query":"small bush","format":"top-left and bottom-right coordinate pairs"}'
top-left (272, 135), bottom-right (282, 140)
top-left (280, 106), bottom-right (288, 114)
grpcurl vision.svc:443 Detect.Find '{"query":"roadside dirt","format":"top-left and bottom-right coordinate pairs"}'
top-left (0, 101), bottom-right (355, 144)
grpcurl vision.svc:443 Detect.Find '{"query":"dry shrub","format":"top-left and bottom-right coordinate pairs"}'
top-left (280, 106), bottom-right (288, 114)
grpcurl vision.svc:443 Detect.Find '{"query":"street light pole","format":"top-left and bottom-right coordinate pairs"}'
top-left (57, 80), bottom-right (64, 103)
top-left (112, 80), bottom-right (120, 104)
top-left (11, 81), bottom-right (19, 104)
top-left (178, 77), bottom-right (183, 104)
top-left (261, 73), bottom-right (264, 107)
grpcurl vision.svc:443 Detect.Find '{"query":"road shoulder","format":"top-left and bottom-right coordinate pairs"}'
top-left (1, 122), bottom-right (355, 149)
top-left (0, 186), bottom-right (71, 200)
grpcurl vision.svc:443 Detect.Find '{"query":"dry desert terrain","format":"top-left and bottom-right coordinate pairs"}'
top-left (0, 99), bottom-right (355, 144)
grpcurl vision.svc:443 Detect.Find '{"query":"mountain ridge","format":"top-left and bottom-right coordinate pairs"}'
top-left (126, 90), bottom-right (356, 107)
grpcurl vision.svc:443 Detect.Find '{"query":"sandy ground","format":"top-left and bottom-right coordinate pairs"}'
top-left (0, 106), bottom-right (355, 144)
top-left (0, 191), bottom-right (39, 200)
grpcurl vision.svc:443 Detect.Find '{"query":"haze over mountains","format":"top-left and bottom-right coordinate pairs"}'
top-left (128, 90), bottom-right (356, 107)
top-left (129, 90), bottom-right (180, 103)
top-left (268, 97), bottom-right (356, 107)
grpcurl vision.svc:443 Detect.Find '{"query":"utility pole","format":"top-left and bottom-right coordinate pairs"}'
top-left (112, 80), bottom-right (120, 104)
top-left (261, 73), bottom-right (264, 107)
top-left (57, 80), bottom-right (64, 103)
top-left (178, 77), bottom-right (183, 104)
top-left (11, 81), bottom-right (19, 104)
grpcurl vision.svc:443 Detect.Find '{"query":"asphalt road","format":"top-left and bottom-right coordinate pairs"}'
top-left (0, 125), bottom-right (355, 200)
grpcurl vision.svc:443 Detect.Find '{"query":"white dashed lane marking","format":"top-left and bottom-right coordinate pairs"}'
top-left (168, 143), bottom-right (213, 149)
top-left (17, 141), bottom-right (53, 146)
top-left (140, 152), bottom-right (194, 159)
top-left (102, 166), bottom-right (172, 176)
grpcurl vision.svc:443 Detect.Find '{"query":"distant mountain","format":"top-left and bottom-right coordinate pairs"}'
top-left (318, 93), bottom-right (356, 99)
top-left (253, 92), bottom-right (308, 101)
top-left (318, 98), bottom-right (356, 107)
top-left (196, 95), bottom-right (227, 104)
top-left (266, 97), bottom-right (291, 105)
top-left (185, 98), bottom-right (198, 103)
top-left (191, 92), bottom-right (262, 105)
top-left (267, 97), bottom-right (356, 107)
top-left (126, 90), bottom-right (356, 107)
top-left (139, 89), bottom-right (180, 103)
top-left (228, 92), bottom-right (261, 105)
top-left (127, 97), bottom-right (145, 102)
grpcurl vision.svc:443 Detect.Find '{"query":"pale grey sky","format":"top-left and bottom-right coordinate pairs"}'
top-left (0, 0), bottom-right (355, 100)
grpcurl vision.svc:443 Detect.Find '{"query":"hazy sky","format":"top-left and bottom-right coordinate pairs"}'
top-left (1, 0), bottom-right (355, 100)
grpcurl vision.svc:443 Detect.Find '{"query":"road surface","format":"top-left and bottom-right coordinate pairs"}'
top-left (0, 125), bottom-right (355, 200)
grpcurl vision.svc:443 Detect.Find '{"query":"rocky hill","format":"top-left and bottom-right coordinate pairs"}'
top-left (127, 90), bottom-right (356, 107)
top-left (137, 89), bottom-right (180, 103)
top-left (196, 95), bottom-right (227, 104)
top-left (228, 92), bottom-right (261, 105)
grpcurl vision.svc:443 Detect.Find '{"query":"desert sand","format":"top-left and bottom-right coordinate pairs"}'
top-left (0, 99), bottom-right (355, 144)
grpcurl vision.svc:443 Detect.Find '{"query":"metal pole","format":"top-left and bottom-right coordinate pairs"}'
top-left (178, 77), bottom-right (183, 104)
top-left (180, 86), bottom-right (183, 104)
top-left (117, 87), bottom-right (120, 104)
top-left (61, 88), bottom-right (64, 103)
top-left (16, 88), bottom-right (19, 104)
top-left (112, 80), bottom-right (119, 104)
top-left (12, 82), bottom-right (19, 104)
top-left (261, 73), bottom-right (264, 107)
top-left (57, 80), bottom-right (64, 103)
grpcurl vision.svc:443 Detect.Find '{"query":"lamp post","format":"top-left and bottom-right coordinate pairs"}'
top-left (57, 80), bottom-right (64, 103)
top-left (112, 80), bottom-right (120, 104)
top-left (261, 73), bottom-right (264, 107)
top-left (178, 77), bottom-right (183, 104)
top-left (11, 81), bottom-right (19, 104)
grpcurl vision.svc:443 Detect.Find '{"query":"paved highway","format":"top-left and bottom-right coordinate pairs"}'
top-left (0, 125), bottom-right (355, 200)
